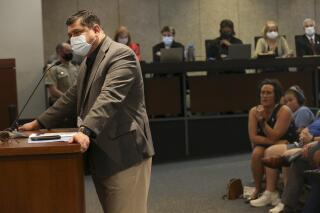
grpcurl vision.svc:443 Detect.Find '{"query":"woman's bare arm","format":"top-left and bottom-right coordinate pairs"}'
top-left (262, 105), bottom-right (292, 141)
top-left (248, 107), bottom-right (275, 145)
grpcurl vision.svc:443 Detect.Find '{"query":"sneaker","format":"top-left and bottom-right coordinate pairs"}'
top-left (269, 202), bottom-right (284, 213)
top-left (250, 190), bottom-right (280, 207)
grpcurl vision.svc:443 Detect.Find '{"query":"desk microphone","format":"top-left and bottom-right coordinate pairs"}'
top-left (8, 61), bottom-right (61, 131)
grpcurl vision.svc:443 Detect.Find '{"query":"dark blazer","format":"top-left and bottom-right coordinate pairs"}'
top-left (38, 37), bottom-right (155, 177)
top-left (295, 34), bottom-right (320, 57)
top-left (207, 36), bottom-right (242, 60)
top-left (152, 41), bottom-right (184, 62)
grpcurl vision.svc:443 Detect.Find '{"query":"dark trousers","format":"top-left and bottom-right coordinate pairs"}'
top-left (303, 181), bottom-right (320, 213)
top-left (282, 156), bottom-right (313, 211)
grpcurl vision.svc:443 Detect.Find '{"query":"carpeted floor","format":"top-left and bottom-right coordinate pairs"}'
top-left (85, 153), bottom-right (271, 213)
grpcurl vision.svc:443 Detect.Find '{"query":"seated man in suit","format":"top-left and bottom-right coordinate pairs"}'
top-left (295, 18), bottom-right (320, 57)
top-left (152, 26), bottom-right (184, 62)
top-left (207, 19), bottom-right (242, 60)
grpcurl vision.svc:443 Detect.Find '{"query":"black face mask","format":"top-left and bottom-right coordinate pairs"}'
top-left (62, 53), bottom-right (73, 61)
top-left (221, 31), bottom-right (233, 39)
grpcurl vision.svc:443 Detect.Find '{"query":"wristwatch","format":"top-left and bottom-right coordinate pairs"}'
top-left (79, 126), bottom-right (95, 138)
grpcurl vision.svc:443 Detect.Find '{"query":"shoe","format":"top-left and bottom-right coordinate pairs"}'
top-left (244, 187), bottom-right (261, 204)
top-left (245, 193), bottom-right (258, 203)
top-left (269, 202), bottom-right (284, 213)
top-left (304, 168), bottom-right (320, 181)
top-left (262, 155), bottom-right (290, 169)
top-left (250, 190), bottom-right (280, 207)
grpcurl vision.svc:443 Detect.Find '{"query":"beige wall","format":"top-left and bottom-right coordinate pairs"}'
top-left (42, 0), bottom-right (320, 61)
top-left (1, 0), bottom-right (315, 119)
top-left (0, 0), bottom-right (45, 118)
top-left (42, 0), bottom-right (320, 62)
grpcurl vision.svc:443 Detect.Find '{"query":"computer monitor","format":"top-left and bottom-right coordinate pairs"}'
top-left (160, 48), bottom-right (184, 63)
top-left (228, 44), bottom-right (251, 59)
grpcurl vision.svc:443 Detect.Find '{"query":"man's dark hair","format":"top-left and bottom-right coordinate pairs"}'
top-left (219, 19), bottom-right (235, 36)
top-left (161, 26), bottom-right (175, 36)
top-left (66, 10), bottom-right (100, 27)
top-left (258, 78), bottom-right (283, 104)
top-left (55, 43), bottom-right (64, 54)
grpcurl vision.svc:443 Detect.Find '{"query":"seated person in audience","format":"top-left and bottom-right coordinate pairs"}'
top-left (270, 131), bottom-right (320, 213)
top-left (254, 20), bottom-right (293, 58)
top-left (300, 141), bottom-right (320, 213)
top-left (207, 19), bottom-right (242, 60)
top-left (152, 26), bottom-right (184, 62)
top-left (251, 86), bottom-right (314, 211)
top-left (248, 79), bottom-right (297, 202)
top-left (114, 26), bottom-right (141, 61)
top-left (296, 18), bottom-right (320, 57)
top-left (45, 42), bottom-right (78, 105)
top-left (284, 85), bottom-right (315, 133)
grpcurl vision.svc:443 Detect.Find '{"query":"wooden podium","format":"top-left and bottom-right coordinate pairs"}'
top-left (0, 58), bottom-right (17, 130)
top-left (0, 129), bottom-right (84, 213)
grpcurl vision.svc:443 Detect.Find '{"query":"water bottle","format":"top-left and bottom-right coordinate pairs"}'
top-left (185, 44), bottom-right (195, 62)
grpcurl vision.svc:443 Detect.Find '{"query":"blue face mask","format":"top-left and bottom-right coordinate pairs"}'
top-left (70, 35), bottom-right (94, 56)
top-left (163, 36), bottom-right (174, 46)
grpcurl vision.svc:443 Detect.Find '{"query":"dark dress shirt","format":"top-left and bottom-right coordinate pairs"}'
top-left (207, 36), bottom-right (242, 60)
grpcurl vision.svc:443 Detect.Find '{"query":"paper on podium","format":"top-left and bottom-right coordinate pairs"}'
top-left (28, 132), bottom-right (77, 143)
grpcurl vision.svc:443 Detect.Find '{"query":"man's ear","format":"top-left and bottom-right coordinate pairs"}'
top-left (93, 24), bottom-right (101, 34)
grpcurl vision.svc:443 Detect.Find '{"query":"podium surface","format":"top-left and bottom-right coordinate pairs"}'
top-left (0, 129), bottom-right (84, 213)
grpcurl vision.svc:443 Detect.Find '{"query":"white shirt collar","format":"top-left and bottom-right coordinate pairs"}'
top-left (306, 34), bottom-right (315, 41)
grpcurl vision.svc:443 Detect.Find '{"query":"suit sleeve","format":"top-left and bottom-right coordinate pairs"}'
top-left (82, 49), bottom-right (136, 136)
top-left (37, 81), bottom-right (78, 128)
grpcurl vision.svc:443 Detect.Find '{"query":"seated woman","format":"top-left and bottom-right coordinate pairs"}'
top-left (248, 79), bottom-right (297, 204)
top-left (254, 20), bottom-right (293, 58)
top-left (114, 26), bottom-right (141, 61)
top-left (251, 86), bottom-right (314, 212)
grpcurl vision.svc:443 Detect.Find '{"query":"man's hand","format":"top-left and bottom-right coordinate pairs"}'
top-left (18, 120), bottom-right (41, 131)
top-left (69, 132), bottom-right (90, 153)
top-left (220, 39), bottom-right (231, 46)
top-left (302, 141), bottom-right (318, 159)
top-left (299, 128), bottom-right (313, 144)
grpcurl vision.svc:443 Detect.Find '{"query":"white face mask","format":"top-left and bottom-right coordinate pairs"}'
top-left (305, 26), bottom-right (315, 36)
top-left (118, 37), bottom-right (129, 45)
top-left (70, 35), bottom-right (93, 56)
top-left (266, 31), bottom-right (278, 40)
top-left (163, 36), bottom-right (174, 46)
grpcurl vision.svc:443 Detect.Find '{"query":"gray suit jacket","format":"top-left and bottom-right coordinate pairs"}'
top-left (38, 37), bottom-right (155, 176)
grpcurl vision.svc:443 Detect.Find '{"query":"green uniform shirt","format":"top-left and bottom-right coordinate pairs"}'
top-left (45, 62), bottom-right (78, 101)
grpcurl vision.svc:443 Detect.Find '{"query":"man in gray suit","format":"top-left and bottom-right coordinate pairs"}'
top-left (20, 10), bottom-right (154, 213)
